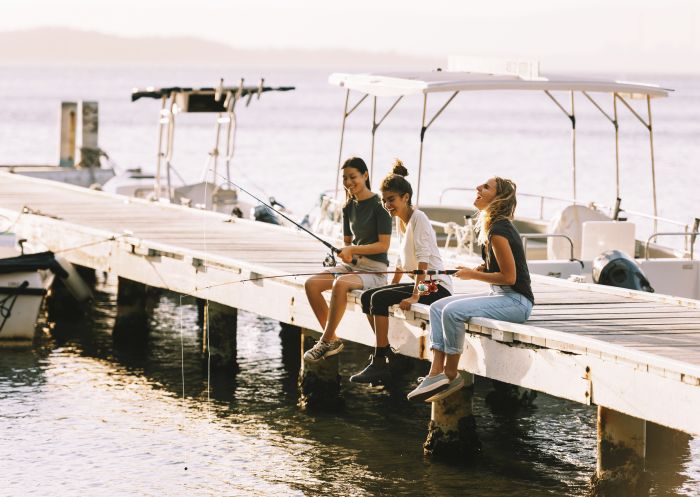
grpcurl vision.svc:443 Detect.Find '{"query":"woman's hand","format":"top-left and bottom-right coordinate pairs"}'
top-left (337, 246), bottom-right (354, 264)
top-left (454, 265), bottom-right (478, 280)
top-left (475, 263), bottom-right (486, 272)
top-left (399, 294), bottom-right (420, 310)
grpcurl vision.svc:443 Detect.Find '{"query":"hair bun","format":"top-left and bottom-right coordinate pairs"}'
top-left (392, 159), bottom-right (409, 177)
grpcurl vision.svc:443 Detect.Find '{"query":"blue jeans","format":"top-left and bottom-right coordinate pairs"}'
top-left (429, 286), bottom-right (533, 355)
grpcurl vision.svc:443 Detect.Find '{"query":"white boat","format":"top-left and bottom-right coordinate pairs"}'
top-left (315, 57), bottom-right (699, 299)
top-left (102, 79), bottom-right (296, 223)
top-left (0, 229), bottom-right (93, 345)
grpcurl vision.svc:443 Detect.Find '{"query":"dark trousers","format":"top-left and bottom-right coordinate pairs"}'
top-left (360, 283), bottom-right (452, 317)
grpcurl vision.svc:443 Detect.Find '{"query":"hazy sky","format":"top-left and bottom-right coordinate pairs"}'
top-left (4, 0), bottom-right (700, 71)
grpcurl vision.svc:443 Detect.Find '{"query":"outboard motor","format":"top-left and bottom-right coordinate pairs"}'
top-left (253, 205), bottom-right (281, 225)
top-left (592, 250), bottom-right (654, 292)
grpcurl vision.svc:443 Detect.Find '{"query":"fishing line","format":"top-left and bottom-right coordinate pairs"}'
top-left (209, 170), bottom-right (347, 267)
top-left (194, 269), bottom-right (458, 291)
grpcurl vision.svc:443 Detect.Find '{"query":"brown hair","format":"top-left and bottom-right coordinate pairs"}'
top-left (379, 159), bottom-right (413, 206)
top-left (476, 177), bottom-right (517, 246)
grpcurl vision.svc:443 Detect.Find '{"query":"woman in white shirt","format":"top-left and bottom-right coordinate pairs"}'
top-left (350, 160), bottom-right (453, 385)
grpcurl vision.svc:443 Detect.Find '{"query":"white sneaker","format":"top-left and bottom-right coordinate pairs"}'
top-left (406, 373), bottom-right (450, 402)
top-left (303, 339), bottom-right (344, 363)
top-left (425, 374), bottom-right (465, 402)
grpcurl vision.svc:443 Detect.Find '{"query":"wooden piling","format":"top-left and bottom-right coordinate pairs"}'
top-left (279, 322), bottom-right (302, 373)
top-left (113, 277), bottom-right (149, 341)
top-left (59, 102), bottom-right (77, 167)
top-left (202, 301), bottom-right (238, 371)
top-left (485, 379), bottom-right (538, 411)
top-left (424, 372), bottom-right (481, 459)
top-left (589, 407), bottom-right (651, 497)
top-left (79, 101), bottom-right (100, 171)
top-left (298, 329), bottom-right (342, 410)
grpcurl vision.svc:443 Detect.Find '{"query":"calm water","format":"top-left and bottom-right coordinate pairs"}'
top-left (1, 282), bottom-right (699, 497)
top-left (1, 66), bottom-right (699, 496)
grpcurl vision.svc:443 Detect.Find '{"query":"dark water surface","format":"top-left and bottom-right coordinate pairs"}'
top-left (1, 281), bottom-right (699, 497)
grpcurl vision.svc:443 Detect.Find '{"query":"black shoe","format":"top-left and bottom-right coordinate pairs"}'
top-left (349, 355), bottom-right (391, 385)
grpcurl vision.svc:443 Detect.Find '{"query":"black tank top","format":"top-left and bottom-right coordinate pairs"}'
top-left (481, 219), bottom-right (535, 304)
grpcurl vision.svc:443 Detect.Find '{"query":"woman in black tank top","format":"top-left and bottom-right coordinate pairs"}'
top-left (407, 177), bottom-right (535, 402)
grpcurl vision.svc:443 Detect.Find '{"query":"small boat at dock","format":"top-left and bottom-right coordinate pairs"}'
top-left (0, 229), bottom-right (93, 345)
top-left (103, 79), bottom-right (296, 223)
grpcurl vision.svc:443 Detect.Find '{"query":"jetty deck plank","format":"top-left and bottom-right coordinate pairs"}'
top-left (1, 172), bottom-right (699, 435)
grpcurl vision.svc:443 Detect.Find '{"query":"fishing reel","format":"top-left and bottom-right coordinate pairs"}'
top-left (416, 277), bottom-right (440, 294)
top-left (323, 252), bottom-right (337, 267)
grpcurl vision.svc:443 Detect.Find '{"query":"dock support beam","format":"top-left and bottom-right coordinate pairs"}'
top-left (113, 277), bottom-right (151, 341)
top-left (79, 101), bottom-right (100, 172)
top-left (59, 102), bottom-right (77, 167)
top-left (424, 372), bottom-right (481, 459)
top-left (298, 329), bottom-right (342, 410)
top-left (485, 379), bottom-right (537, 411)
top-left (202, 301), bottom-right (238, 371)
top-left (589, 407), bottom-right (650, 497)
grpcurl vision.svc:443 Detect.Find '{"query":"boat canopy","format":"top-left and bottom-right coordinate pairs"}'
top-left (131, 84), bottom-right (295, 113)
top-left (132, 85), bottom-right (295, 102)
top-left (328, 71), bottom-right (671, 99)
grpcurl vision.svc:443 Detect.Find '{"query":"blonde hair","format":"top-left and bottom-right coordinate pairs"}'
top-left (475, 177), bottom-right (518, 246)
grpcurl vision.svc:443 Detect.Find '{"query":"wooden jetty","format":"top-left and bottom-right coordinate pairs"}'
top-left (1, 172), bottom-right (698, 495)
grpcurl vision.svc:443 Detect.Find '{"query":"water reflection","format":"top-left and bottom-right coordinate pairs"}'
top-left (0, 281), bottom-right (698, 497)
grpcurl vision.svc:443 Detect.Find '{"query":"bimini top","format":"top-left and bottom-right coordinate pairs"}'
top-left (131, 84), bottom-right (295, 112)
top-left (328, 71), bottom-right (671, 99)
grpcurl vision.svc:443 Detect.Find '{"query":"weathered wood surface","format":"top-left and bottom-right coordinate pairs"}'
top-left (1, 172), bottom-right (699, 435)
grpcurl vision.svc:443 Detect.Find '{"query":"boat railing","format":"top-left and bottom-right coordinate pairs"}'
top-left (439, 187), bottom-right (695, 252)
top-left (645, 231), bottom-right (700, 260)
top-left (520, 233), bottom-right (579, 264)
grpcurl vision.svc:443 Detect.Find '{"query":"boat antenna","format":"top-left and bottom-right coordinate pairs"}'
top-left (210, 171), bottom-right (347, 266)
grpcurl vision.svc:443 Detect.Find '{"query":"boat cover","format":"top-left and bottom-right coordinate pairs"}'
top-left (0, 251), bottom-right (69, 278)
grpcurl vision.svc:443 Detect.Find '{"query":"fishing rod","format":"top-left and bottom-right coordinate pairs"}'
top-left (211, 171), bottom-right (348, 267)
top-left (196, 268), bottom-right (459, 291)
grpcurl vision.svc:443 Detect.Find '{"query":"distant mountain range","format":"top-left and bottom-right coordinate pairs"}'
top-left (0, 27), bottom-right (441, 69)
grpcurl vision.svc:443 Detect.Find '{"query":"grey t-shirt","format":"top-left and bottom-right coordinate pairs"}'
top-left (342, 194), bottom-right (392, 265)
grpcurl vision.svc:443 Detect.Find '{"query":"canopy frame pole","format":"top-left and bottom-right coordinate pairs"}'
top-left (369, 95), bottom-right (403, 182)
top-left (370, 97), bottom-right (377, 181)
top-left (211, 112), bottom-right (222, 184)
top-left (164, 95), bottom-right (177, 202)
top-left (224, 91), bottom-right (239, 186)
top-left (544, 90), bottom-right (577, 202)
top-left (335, 91), bottom-right (368, 200)
top-left (154, 94), bottom-right (169, 200)
top-left (416, 91), bottom-right (459, 206)
top-left (582, 90), bottom-right (621, 200)
top-left (617, 94), bottom-right (658, 232)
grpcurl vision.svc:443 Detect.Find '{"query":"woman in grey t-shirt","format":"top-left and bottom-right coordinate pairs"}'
top-left (303, 157), bottom-right (393, 363)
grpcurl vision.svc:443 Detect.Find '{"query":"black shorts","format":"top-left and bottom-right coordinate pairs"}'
top-left (360, 283), bottom-right (452, 316)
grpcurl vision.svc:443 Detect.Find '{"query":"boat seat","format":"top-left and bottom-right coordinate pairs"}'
top-left (547, 204), bottom-right (609, 260)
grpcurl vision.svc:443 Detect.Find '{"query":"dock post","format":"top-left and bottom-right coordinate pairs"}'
top-left (424, 372), bottom-right (481, 459)
top-left (298, 329), bottom-right (342, 410)
top-left (79, 101), bottom-right (100, 172)
top-left (279, 323), bottom-right (302, 372)
top-left (646, 421), bottom-right (691, 459)
top-left (202, 301), bottom-right (237, 371)
top-left (485, 379), bottom-right (537, 411)
top-left (59, 102), bottom-right (77, 167)
top-left (589, 407), bottom-right (650, 497)
top-left (47, 279), bottom-right (82, 321)
top-left (74, 264), bottom-right (97, 287)
top-left (113, 277), bottom-right (150, 340)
